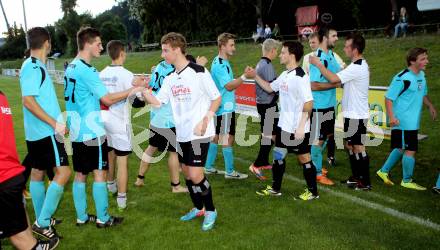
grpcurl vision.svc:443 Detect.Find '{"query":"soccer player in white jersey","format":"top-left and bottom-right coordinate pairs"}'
top-left (142, 32), bottom-right (223, 231)
top-left (310, 33), bottom-right (372, 190)
top-left (100, 40), bottom-right (145, 210)
top-left (251, 41), bottom-right (319, 200)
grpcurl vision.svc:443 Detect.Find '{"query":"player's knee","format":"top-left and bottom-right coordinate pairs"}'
top-left (297, 153), bottom-right (311, 164)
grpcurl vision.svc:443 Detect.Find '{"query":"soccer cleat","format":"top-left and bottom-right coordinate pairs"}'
top-left (376, 170), bottom-right (394, 185)
top-left (298, 189), bottom-right (319, 201)
top-left (32, 222), bottom-right (59, 240)
top-left (76, 214), bottom-right (97, 226)
top-left (36, 238), bottom-right (60, 250)
top-left (432, 186), bottom-right (440, 195)
top-left (259, 165), bottom-right (272, 170)
top-left (134, 179), bottom-right (145, 187)
top-left (204, 168), bottom-right (226, 175)
top-left (317, 175), bottom-right (335, 185)
top-left (50, 218), bottom-right (62, 226)
top-left (172, 185), bottom-right (189, 193)
top-left (96, 216), bottom-right (124, 228)
top-left (202, 210), bottom-right (217, 231)
top-left (256, 185), bottom-right (282, 196)
top-left (225, 171), bottom-right (248, 179)
top-left (327, 156), bottom-right (336, 167)
top-left (400, 180), bottom-right (427, 191)
top-left (249, 164), bottom-right (267, 181)
top-left (340, 176), bottom-right (359, 187)
top-left (180, 208), bottom-right (205, 221)
top-left (354, 182), bottom-right (372, 191)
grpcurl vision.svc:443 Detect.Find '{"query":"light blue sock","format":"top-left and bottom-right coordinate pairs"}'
top-left (30, 181), bottom-right (46, 220)
top-left (402, 155), bottom-right (415, 183)
top-left (381, 149), bottom-right (403, 173)
top-left (93, 182), bottom-right (110, 223)
top-left (205, 143), bottom-right (218, 169)
top-left (37, 181), bottom-right (64, 227)
top-left (222, 147), bottom-right (235, 174)
top-left (436, 173), bottom-right (440, 188)
top-left (73, 182), bottom-right (88, 222)
top-left (311, 145), bottom-right (323, 176)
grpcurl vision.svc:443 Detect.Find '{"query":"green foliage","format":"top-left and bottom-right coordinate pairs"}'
top-left (100, 18), bottom-right (128, 49)
top-left (0, 25), bottom-right (26, 60)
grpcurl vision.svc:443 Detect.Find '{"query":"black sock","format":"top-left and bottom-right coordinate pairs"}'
top-left (348, 150), bottom-right (358, 179)
top-left (271, 159), bottom-right (285, 192)
top-left (359, 152), bottom-right (370, 186)
top-left (327, 135), bottom-right (335, 158)
top-left (254, 137), bottom-right (273, 166)
top-left (195, 177), bottom-right (215, 211)
top-left (185, 179), bottom-right (203, 210)
top-left (303, 161), bottom-right (318, 195)
top-left (355, 153), bottom-right (364, 183)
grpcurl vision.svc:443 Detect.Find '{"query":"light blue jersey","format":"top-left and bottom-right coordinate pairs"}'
top-left (385, 69), bottom-right (427, 130)
top-left (64, 58), bottom-right (108, 142)
top-left (149, 61), bottom-right (175, 128)
top-left (211, 56), bottom-right (235, 115)
top-left (19, 57), bottom-right (62, 141)
top-left (309, 48), bottom-right (341, 109)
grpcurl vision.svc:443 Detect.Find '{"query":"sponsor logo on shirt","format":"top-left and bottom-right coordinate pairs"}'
top-left (1, 106), bottom-right (12, 115)
top-left (280, 82), bottom-right (288, 92)
top-left (172, 85), bottom-right (192, 96)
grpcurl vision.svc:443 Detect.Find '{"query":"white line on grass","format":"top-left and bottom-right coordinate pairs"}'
top-left (235, 156), bottom-right (440, 231)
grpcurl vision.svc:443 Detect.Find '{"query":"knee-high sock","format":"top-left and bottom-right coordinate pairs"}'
top-left (37, 181), bottom-right (64, 227)
top-left (358, 152), bottom-right (370, 186)
top-left (254, 137), bottom-right (273, 167)
top-left (303, 161), bottom-right (318, 195)
top-left (402, 155), bottom-right (415, 183)
top-left (194, 177), bottom-right (215, 211)
top-left (185, 179), bottom-right (203, 210)
top-left (30, 181), bottom-right (46, 220)
top-left (348, 150), bottom-right (358, 179)
top-left (93, 182), bottom-right (110, 222)
top-left (271, 159), bottom-right (286, 192)
top-left (311, 145), bottom-right (323, 176)
top-left (436, 173), bottom-right (440, 188)
top-left (327, 135), bottom-right (336, 158)
top-left (72, 181), bottom-right (88, 222)
top-left (205, 143), bottom-right (218, 169)
top-left (381, 148), bottom-right (403, 173)
top-left (222, 147), bottom-right (235, 174)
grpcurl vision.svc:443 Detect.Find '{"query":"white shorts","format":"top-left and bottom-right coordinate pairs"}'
top-left (102, 111), bottom-right (132, 152)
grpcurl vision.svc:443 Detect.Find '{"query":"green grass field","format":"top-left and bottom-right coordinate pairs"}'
top-left (1, 35), bottom-right (440, 249)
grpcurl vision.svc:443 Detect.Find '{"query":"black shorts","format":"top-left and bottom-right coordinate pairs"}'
top-left (391, 129), bottom-right (418, 151)
top-left (177, 138), bottom-right (210, 167)
top-left (275, 130), bottom-right (311, 155)
top-left (344, 118), bottom-right (368, 146)
top-left (25, 135), bottom-right (69, 170)
top-left (310, 107), bottom-right (335, 141)
top-left (149, 126), bottom-right (177, 152)
top-left (0, 174), bottom-right (28, 239)
top-left (72, 136), bottom-right (109, 175)
top-left (215, 112), bottom-right (236, 136)
top-left (257, 102), bottom-right (279, 136)
top-left (107, 146), bottom-right (132, 157)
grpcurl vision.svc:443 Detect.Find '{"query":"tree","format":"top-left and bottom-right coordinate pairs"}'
top-left (0, 24), bottom-right (26, 59)
top-left (100, 17), bottom-right (128, 49)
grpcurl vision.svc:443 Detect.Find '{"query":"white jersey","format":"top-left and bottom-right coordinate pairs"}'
top-left (156, 62), bottom-right (221, 142)
top-left (99, 65), bottom-right (134, 151)
top-left (336, 59), bottom-right (370, 119)
top-left (270, 67), bottom-right (313, 133)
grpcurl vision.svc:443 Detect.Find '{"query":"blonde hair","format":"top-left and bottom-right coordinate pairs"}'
top-left (217, 33), bottom-right (236, 48)
top-left (262, 38), bottom-right (281, 53)
top-left (161, 32), bottom-right (187, 54)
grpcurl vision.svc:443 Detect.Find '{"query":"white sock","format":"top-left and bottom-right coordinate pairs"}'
top-left (107, 181), bottom-right (117, 194)
top-left (117, 192), bottom-right (127, 208)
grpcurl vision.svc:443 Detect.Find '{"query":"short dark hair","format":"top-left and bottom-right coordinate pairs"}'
top-left (346, 33), bottom-right (366, 54)
top-left (27, 27), bottom-right (50, 50)
top-left (317, 26), bottom-right (336, 43)
top-left (406, 47), bottom-right (428, 66)
top-left (282, 41), bottom-right (304, 62)
top-left (106, 40), bottom-right (125, 60)
top-left (77, 27), bottom-right (101, 51)
top-left (161, 32), bottom-right (187, 54)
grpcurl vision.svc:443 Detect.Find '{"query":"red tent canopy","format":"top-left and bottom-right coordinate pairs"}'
top-left (296, 5), bottom-right (319, 26)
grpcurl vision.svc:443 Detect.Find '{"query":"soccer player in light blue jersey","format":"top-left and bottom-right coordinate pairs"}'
top-left (19, 27), bottom-right (70, 241)
top-left (377, 48), bottom-right (437, 190)
top-left (204, 33), bottom-right (252, 179)
top-left (65, 27), bottom-right (143, 228)
top-left (309, 27), bottom-right (341, 186)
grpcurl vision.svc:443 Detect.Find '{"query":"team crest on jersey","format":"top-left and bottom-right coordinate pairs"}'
top-left (417, 81), bottom-right (423, 91)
